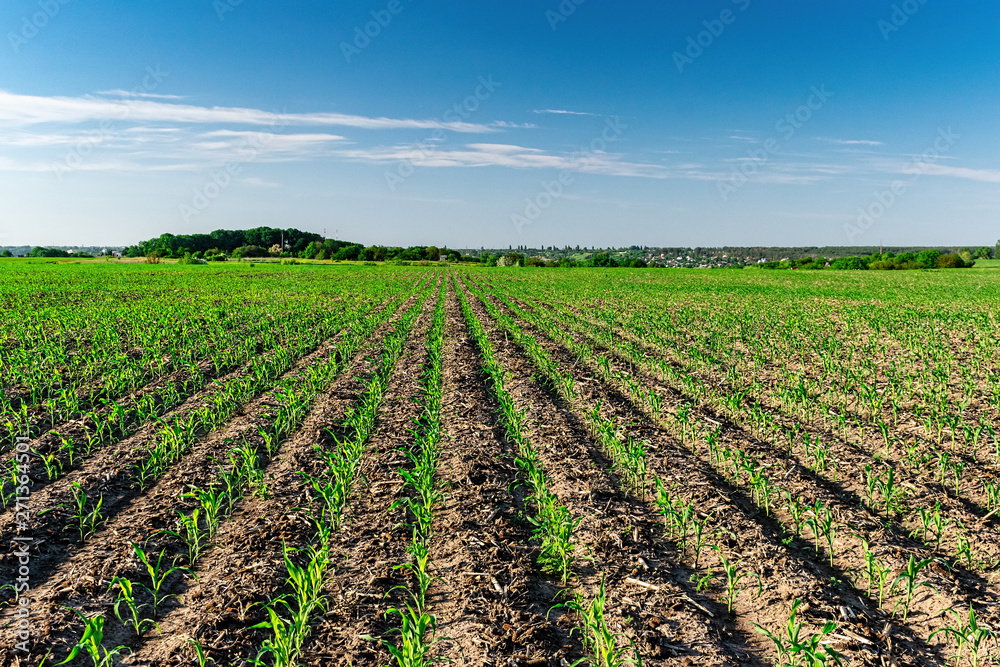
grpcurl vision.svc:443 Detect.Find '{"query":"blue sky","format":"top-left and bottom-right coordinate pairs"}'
top-left (1, 0), bottom-right (998, 248)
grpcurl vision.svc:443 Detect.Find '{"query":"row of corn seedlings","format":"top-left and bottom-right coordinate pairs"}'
top-left (252, 291), bottom-right (430, 667)
top-left (0, 302), bottom-right (358, 509)
top-left (49, 294), bottom-right (417, 667)
top-left (376, 278), bottom-right (449, 666)
top-left (464, 281), bottom-right (830, 663)
top-left (480, 275), bottom-right (995, 663)
top-left (460, 278), bottom-right (654, 666)
top-left (516, 288), bottom-right (1000, 579)
top-left (456, 279), bottom-right (582, 587)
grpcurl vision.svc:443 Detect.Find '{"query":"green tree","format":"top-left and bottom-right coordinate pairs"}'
top-left (299, 241), bottom-right (321, 259)
top-left (497, 253), bottom-right (524, 267)
top-left (332, 244), bottom-right (362, 261)
top-left (29, 246), bottom-right (70, 258)
top-left (0, 249), bottom-right (12, 257)
top-left (830, 256), bottom-right (867, 270)
top-left (916, 249), bottom-right (941, 269)
top-left (937, 253), bottom-right (967, 269)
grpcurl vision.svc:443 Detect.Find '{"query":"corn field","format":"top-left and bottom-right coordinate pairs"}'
top-left (2, 261), bottom-right (999, 667)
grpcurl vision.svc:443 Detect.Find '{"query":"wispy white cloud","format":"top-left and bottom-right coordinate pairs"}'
top-left (532, 109), bottom-right (596, 116)
top-left (239, 177), bottom-right (282, 188)
top-left (908, 163), bottom-right (1000, 183)
top-left (490, 120), bottom-right (538, 128)
top-left (819, 137), bottom-right (884, 146)
top-left (1, 131), bottom-right (87, 147)
top-left (95, 90), bottom-right (185, 100)
top-left (198, 129), bottom-right (347, 143)
top-left (334, 142), bottom-right (674, 178)
top-left (464, 143), bottom-right (545, 154)
top-left (0, 91), bottom-right (497, 133)
top-left (123, 126), bottom-right (182, 134)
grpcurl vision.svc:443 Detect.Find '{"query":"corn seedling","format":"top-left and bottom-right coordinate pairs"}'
top-left (56, 610), bottom-right (130, 667)
top-left (372, 595), bottom-right (443, 667)
top-left (58, 481), bottom-right (105, 543)
top-left (132, 542), bottom-right (194, 618)
top-left (714, 547), bottom-right (762, 613)
top-left (930, 606), bottom-right (996, 667)
top-left (550, 575), bottom-right (642, 667)
top-left (754, 600), bottom-right (844, 666)
top-left (186, 638), bottom-right (217, 667)
top-left (690, 513), bottom-right (714, 569)
top-left (108, 576), bottom-right (157, 636)
top-left (892, 554), bottom-right (934, 622)
top-left (183, 486), bottom-right (226, 538)
top-left (856, 540), bottom-right (893, 608)
top-left (983, 478), bottom-right (1000, 512)
top-left (161, 508), bottom-right (207, 564)
top-left (252, 544), bottom-right (330, 667)
top-left (784, 492), bottom-right (806, 539)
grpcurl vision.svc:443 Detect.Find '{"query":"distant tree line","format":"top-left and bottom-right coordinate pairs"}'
top-left (123, 227), bottom-right (476, 263)
top-left (483, 252), bottom-right (649, 268)
top-left (695, 244), bottom-right (997, 262)
top-left (760, 249), bottom-right (979, 271)
top-left (17, 247), bottom-right (96, 258)
top-left (1, 246), bottom-right (116, 258)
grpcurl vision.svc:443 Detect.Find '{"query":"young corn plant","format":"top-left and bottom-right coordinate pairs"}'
top-left (108, 576), bottom-right (157, 636)
top-left (252, 545), bottom-right (331, 667)
top-left (816, 506), bottom-right (839, 567)
top-left (56, 610), bottom-right (130, 667)
top-left (183, 486), bottom-right (226, 539)
top-left (653, 479), bottom-right (677, 535)
top-left (161, 508), bottom-right (208, 565)
top-left (983, 479), bottom-right (1000, 512)
top-left (925, 502), bottom-right (950, 551)
top-left (754, 600), bottom-right (844, 666)
top-left (857, 540), bottom-right (893, 608)
top-left (39, 450), bottom-right (62, 480)
top-left (892, 555), bottom-right (934, 622)
top-left (58, 482), bottom-right (105, 543)
top-left (392, 541), bottom-right (438, 614)
top-left (551, 575), bottom-right (642, 667)
top-left (528, 490), bottom-right (581, 585)
top-left (953, 525), bottom-right (984, 571)
top-left (186, 638), bottom-right (217, 667)
top-left (804, 500), bottom-right (827, 559)
top-left (930, 606), bottom-right (997, 667)
top-left (714, 547), bottom-right (762, 614)
top-left (784, 492), bottom-right (806, 539)
top-left (132, 542), bottom-right (194, 618)
top-left (374, 594), bottom-right (443, 667)
top-left (690, 514), bottom-right (715, 569)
